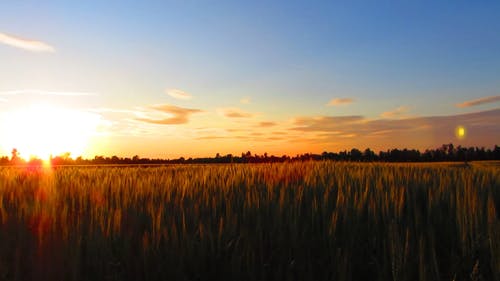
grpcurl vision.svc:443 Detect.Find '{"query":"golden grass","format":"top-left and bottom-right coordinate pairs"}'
top-left (0, 162), bottom-right (498, 280)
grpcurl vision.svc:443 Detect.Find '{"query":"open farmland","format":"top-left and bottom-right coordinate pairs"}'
top-left (0, 162), bottom-right (499, 281)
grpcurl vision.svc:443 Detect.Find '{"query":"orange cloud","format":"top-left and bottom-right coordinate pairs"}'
top-left (257, 121), bottom-right (277, 127)
top-left (293, 115), bottom-right (363, 127)
top-left (218, 108), bottom-right (254, 118)
top-left (136, 104), bottom-right (202, 125)
top-left (380, 106), bottom-right (410, 119)
top-left (0, 32), bottom-right (55, 52)
top-left (327, 98), bottom-right (355, 106)
top-left (290, 109), bottom-right (500, 150)
top-left (456, 95), bottom-right (500, 108)
top-left (166, 89), bottom-right (192, 100)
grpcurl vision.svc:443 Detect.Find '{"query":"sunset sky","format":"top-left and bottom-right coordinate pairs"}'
top-left (0, 1), bottom-right (499, 159)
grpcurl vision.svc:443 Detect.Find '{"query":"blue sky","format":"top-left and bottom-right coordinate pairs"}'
top-left (0, 1), bottom-right (499, 158)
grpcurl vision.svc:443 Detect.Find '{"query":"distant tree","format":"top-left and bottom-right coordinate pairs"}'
top-left (363, 148), bottom-right (376, 161)
top-left (62, 152), bottom-right (71, 160)
top-left (9, 148), bottom-right (24, 165)
top-left (28, 156), bottom-right (43, 166)
top-left (11, 148), bottom-right (19, 161)
top-left (494, 145), bottom-right (500, 160)
top-left (2, 143), bottom-right (498, 165)
top-left (0, 156), bottom-right (9, 165)
top-left (350, 148), bottom-right (362, 161)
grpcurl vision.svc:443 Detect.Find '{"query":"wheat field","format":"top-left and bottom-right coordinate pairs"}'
top-left (0, 162), bottom-right (499, 280)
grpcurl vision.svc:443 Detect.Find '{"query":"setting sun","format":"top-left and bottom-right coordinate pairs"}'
top-left (0, 103), bottom-right (100, 160)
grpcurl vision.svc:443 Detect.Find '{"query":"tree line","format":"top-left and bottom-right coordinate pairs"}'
top-left (0, 143), bottom-right (499, 166)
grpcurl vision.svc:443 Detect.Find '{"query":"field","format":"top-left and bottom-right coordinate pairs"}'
top-left (0, 162), bottom-right (499, 281)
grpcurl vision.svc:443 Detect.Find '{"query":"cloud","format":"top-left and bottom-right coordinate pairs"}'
top-left (0, 32), bottom-right (55, 52)
top-left (339, 134), bottom-right (357, 138)
top-left (327, 98), bottom-right (354, 106)
top-left (166, 89), bottom-right (192, 100)
top-left (456, 95), bottom-right (500, 108)
top-left (257, 121), bottom-right (277, 127)
top-left (293, 115), bottom-right (364, 128)
top-left (289, 109), bottom-right (500, 150)
top-left (0, 89), bottom-right (97, 96)
top-left (240, 97), bottom-right (251, 104)
top-left (380, 106), bottom-right (410, 119)
top-left (136, 104), bottom-right (202, 125)
top-left (196, 136), bottom-right (227, 140)
top-left (266, 137), bottom-right (286, 141)
top-left (291, 114), bottom-right (419, 133)
top-left (218, 107), bottom-right (254, 118)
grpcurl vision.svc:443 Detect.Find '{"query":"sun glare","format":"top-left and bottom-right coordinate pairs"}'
top-left (455, 125), bottom-right (466, 140)
top-left (0, 103), bottom-right (101, 160)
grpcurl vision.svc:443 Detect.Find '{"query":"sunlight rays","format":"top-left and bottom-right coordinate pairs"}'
top-left (0, 103), bottom-right (101, 160)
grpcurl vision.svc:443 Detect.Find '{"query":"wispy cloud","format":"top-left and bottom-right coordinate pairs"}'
top-left (136, 104), bottom-right (202, 125)
top-left (0, 32), bottom-right (55, 52)
top-left (240, 97), bottom-right (251, 104)
top-left (257, 121), bottom-right (277, 127)
top-left (380, 106), bottom-right (410, 119)
top-left (196, 136), bottom-right (227, 140)
top-left (326, 98), bottom-right (355, 106)
top-left (0, 89), bottom-right (97, 96)
top-left (293, 115), bottom-right (364, 127)
top-left (166, 89), bottom-right (192, 100)
top-left (218, 107), bottom-right (254, 118)
top-left (290, 109), bottom-right (500, 150)
top-left (339, 133), bottom-right (357, 138)
top-left (456, 95), bottom-right (500, 108)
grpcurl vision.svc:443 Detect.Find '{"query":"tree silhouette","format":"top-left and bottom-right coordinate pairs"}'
top-left (0, 143), bottom-right (498, 166)
top-left (11, 148), bottom-right (19, 161)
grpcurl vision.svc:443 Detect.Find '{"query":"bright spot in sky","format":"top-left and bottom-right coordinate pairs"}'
top-left (0, 103), bottom-right (101, 160)
top-left (455, 126), bottom-right (466, 140)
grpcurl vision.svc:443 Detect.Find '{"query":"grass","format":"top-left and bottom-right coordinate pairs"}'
top-left (0, 161), bottom-right (499, 280)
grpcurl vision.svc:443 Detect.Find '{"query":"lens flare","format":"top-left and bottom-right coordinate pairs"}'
top-left (455, 126), bottom-right (466, 140)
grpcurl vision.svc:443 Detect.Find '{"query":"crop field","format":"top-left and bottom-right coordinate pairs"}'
top-left (0, 162), bottom-right (499, 281)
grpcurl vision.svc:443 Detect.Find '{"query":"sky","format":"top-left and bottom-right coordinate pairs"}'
top-left (0, 1), bottom-right (499, 159)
